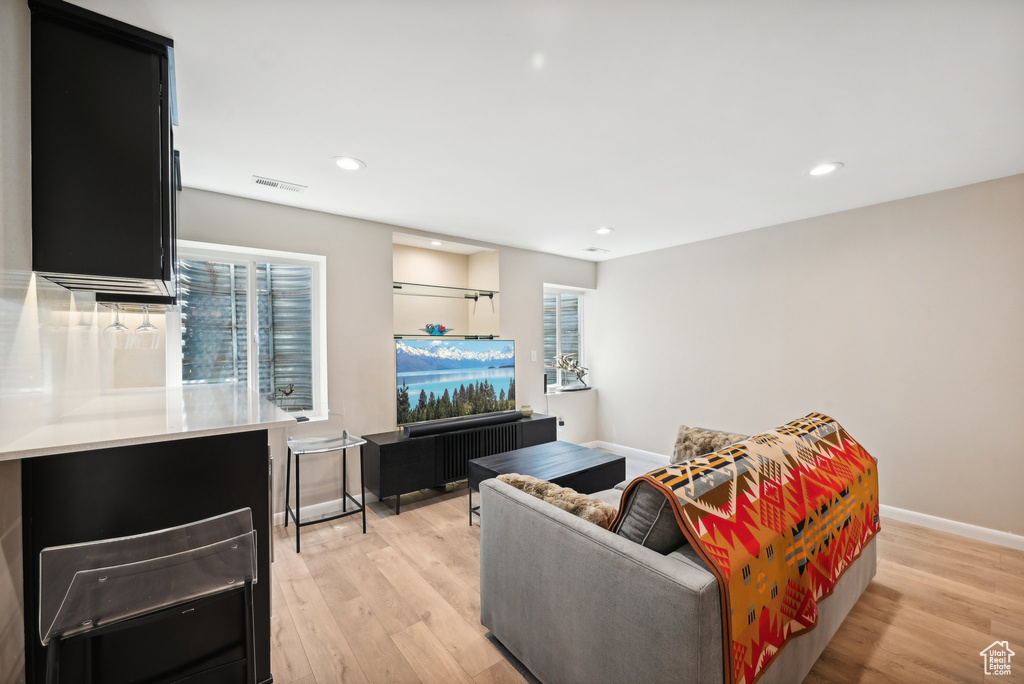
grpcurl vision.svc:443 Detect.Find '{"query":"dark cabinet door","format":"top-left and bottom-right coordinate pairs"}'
top-left (380, 438), bottom-right (436, 498)
top-left (22, 431), bottom-right (272, 684)
top-left (520, 415), bottom-right (557, 447)
top-left (30, 1), bottom-right (175, 295)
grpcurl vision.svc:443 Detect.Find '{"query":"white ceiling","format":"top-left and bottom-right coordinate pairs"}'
top-left (392, 232), bottom-right (489, 255)
top-left (75, 0), bottom-right (1024, 261)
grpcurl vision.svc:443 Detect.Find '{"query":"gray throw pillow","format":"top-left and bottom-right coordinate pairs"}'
top-left (614, 480), bottom-right (687, 554)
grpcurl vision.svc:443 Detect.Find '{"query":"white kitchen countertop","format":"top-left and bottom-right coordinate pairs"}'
top-left (0, 384), bottom-right (296, 461)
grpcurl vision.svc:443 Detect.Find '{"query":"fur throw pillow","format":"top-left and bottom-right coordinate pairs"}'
top-left (672, 425), bottom-right (750, 464)
top-left (496, 473), bottom-right (617, 530)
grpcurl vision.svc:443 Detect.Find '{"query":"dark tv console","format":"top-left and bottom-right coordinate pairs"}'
top-left (363, 413), bottom-right (557, 514)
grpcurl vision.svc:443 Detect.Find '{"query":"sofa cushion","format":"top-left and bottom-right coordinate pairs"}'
top-left (496, 473), bottom-right (618, 529)
top-left (672, 425), bottom-right (749, 464)
top-left (614, 480), bottom-right (687, 553)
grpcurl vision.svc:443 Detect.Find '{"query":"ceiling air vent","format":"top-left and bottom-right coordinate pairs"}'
top-left (251, 175), bottom-right (308, 193)
top-left (582, 247), bottom-right (610, 254)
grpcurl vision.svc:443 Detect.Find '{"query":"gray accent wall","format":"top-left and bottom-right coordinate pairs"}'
top-left (589, 174), bottom-right (1024, 536)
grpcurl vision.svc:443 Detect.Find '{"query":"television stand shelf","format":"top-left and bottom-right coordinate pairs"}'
top-left (362, 414), bottom-right (556, 514)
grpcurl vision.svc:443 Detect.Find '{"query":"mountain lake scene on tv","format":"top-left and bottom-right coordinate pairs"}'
top-left (396, 339), bottom-right (516, 424)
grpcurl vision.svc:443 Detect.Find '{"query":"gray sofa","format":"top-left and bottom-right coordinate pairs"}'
top-left (479, 479), bottom-right (877, 684)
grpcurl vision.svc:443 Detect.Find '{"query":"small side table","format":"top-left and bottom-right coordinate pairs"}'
top-left (285, 434), bottom-right (367, 553)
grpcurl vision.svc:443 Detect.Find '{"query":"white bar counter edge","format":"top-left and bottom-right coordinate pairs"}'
top-left (0, 383), bottom-right (296, 461)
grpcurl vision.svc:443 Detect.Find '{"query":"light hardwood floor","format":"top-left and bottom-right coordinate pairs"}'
top-left (271, 486), bottom-right (1024, 684)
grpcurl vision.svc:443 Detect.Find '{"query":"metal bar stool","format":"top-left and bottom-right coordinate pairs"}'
top-left (39, 508), bottom-right (258, 684)
top-left (284, 432), bottom-right (368, 552)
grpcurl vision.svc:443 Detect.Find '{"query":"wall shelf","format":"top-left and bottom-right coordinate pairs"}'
top-left (393, 281), bottom-right (498, 301)
top-left (394, 334), bottom-right (499, 340)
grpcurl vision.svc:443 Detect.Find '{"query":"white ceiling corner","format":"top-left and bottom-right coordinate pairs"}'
top-left (73, 0), bottom-right (1024, 261)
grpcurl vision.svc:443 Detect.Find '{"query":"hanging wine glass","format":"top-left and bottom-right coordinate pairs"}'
top-left (102, 305), bottom-right (132, 350)
top-left (134, 305), bottom-right (161, 349)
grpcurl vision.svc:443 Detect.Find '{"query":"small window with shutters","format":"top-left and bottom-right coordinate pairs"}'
top-left (543, 289), bottom-right (583, 390)
top-left (176, 241), bottom-right (328, 420)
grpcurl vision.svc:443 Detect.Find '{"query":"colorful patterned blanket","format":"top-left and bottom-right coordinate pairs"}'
top-left (614, 413), bottom-right (880, 684)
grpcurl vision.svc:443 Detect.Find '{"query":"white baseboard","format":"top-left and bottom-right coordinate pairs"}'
top-left (879, 504), bottom-right (1024, 551)
top-left (583, 441), bottom-right (1024, 552)
top-left (273, 492), bottom-right (379, 527)
top-left (582, 440), bottom-right (668, 465)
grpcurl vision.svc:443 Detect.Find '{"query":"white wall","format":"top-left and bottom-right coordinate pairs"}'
top-left (0, 0), bottom-right (30, 274)
top-left (590, 174), bottom-right (1024, 536)
top-left (178, 189), bottom-right (395, 512)
top-left (0, 1), bottom-right (30, 679)
top-left (178, 189), bottom-right (598, 512)
top-left (467, 249), bottom-right (500, 336)
top-left (499, 248), bottom-right (597, 439)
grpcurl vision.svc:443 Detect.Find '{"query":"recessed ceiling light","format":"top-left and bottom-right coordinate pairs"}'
top-left (333, 156), bottom-right (366, 171)
top-left (595, 226), bottom-right (614, 235)
top-left (809, 162), bottom-right (844, 176)
top-left (430, 240), bottom-right (442, 246)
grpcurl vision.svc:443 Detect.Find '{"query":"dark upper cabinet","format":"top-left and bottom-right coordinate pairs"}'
top-left (29, 0), bottom-right (177, 304)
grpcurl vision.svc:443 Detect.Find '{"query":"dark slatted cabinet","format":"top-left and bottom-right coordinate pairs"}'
top-left (364, 414), bottom-right (556, 514)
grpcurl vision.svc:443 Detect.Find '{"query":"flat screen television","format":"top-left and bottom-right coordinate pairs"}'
top-left (396, 339), bottom-right (516, 425)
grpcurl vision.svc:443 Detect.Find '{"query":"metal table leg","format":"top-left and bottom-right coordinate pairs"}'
top-left (284, 447), bottom-right (292, 528)
top-left (295, 453), bottom-right (301, 553)
top-left (360, 445), bottom-right (367, 534)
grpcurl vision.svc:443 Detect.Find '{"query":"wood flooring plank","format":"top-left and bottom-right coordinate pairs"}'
top-left (391, 622), bottom-right (476, 684)
top-left (873, 559), bottom-right (1024, 633)
top-left (270, 486), bottom-right (1022, 684)
top-left (989, 618), bottom-right (1024, 649)
top-left (876, 537), bottom-right (1024, 597)
top-left (303, 545), bottom-right (363, 606)
top-left (368, 545), bottom-right (501, 677)
top-left (271, 571), bottom-right (314, 684)
top-left (374, 515), bottom-right (487, 636)
top-left (335, 542), bottom-right (422, 635)
top-left (274, 526), bottom-right (313, 580)
top-left (857, 588), bottom-right (996, 670)
top-left (307, 512), bottom-right (375, 548)
top-left (279, 570), bottom-right (370, 684)
top-left (883, 518), bottom-right (1024, 570)
top-left (472, 659), bottom-right (528, 684)
top-left (808, 639), bottom-right (935, 684)
top-left (329, 595), bottom-right (422, 684)
top-left (813, 610), bottom-right (974, 684)
top-left (406, 504), bottom-right (483, 592)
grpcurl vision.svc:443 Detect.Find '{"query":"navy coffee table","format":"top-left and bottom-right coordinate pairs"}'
top-left (467, 441), bottom-right (626, 525)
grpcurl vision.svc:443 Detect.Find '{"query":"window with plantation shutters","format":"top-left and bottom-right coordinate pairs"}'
top-left (543, 290), bottom-right (583, 389)
top-left (177, 242), bottom-right (328, 419)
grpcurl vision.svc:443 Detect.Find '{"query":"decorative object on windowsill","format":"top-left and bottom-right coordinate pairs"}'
top-left (420, 323), bottom-right (453, 336)
top-left (552, 353), bottom-right (590, 391)
top-left (102, 305), bottom-right (132, 350)
top-left (520, 405), bottom-right (533, 417)
top-left (133, 305), bottom-right (161, 349)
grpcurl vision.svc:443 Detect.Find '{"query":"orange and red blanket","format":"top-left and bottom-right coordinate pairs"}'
top-left (615, 413), bottom-right (880, 684)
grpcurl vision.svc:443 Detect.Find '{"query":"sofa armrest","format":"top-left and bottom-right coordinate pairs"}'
top-left (479, 478), bottom-right (724, 684)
